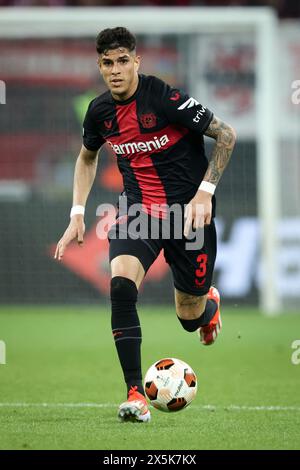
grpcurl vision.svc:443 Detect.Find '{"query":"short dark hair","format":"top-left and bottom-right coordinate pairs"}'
top-left (96, 27), bottom-right (136, 55)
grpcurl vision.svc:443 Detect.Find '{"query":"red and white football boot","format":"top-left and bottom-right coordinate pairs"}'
top-left (118, 386), bottom-right (151, 423)
top-left (198, 286), bottom-right (222, 346)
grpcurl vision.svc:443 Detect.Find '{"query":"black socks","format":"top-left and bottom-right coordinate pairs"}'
top-left (177, 299), bottom-right (218, 332)
top-left (110, 276), bottom-right (144, 396)
top-left (111, 276), bottom-right (218, 396)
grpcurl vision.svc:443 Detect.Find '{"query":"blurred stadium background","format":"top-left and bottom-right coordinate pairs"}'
top-left (0, 1), bottom-right (300, 451)
top-left (0, 1), bottom-right (299, 311)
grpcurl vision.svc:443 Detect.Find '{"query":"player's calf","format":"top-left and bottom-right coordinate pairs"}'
top-left (176, 287), bottom-right (221, 345)
top-left (198, 286), bottom-right (222, 345)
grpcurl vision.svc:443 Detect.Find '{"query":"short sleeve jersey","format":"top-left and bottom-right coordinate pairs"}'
top-left (83, 74), bottom-right (214, 211)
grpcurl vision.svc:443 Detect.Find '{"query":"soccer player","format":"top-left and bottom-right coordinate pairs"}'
top-left (54, 27), bottom-right (236, 423)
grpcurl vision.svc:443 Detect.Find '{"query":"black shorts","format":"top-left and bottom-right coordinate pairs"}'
top-left (108, 212), bottom-right (217, 297)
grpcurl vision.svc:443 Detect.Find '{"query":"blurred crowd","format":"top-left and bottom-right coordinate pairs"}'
top-left (0, 0), bottom-right (299, 18)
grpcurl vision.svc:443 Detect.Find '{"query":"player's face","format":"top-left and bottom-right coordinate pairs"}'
top-left (98, 48), bottom-right (140, 101)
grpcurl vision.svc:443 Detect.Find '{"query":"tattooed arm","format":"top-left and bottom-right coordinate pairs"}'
top-left (184, 116), bottom-right (236, 235)
top-left (203, 116), bottom-right (236, 186)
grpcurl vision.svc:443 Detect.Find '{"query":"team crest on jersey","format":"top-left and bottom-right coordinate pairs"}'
top-left (139, 113), bottom-right (157, 129)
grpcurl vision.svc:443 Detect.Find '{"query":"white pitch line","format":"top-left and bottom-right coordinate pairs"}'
top-left (0, 403), bottom-right (299, 411)
top-left (0, 403), bottom-right (116, 408)
top-left (225, 405), bottom-right (300, 412)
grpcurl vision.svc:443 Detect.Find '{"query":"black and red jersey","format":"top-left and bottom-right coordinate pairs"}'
top-left (83, 74), bottom-right (214, 212)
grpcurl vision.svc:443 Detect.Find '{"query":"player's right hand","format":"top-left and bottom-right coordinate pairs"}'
top-left (54, 215), bottom-right (85, 261)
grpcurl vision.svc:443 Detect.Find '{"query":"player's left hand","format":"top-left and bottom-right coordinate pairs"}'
top-left (184, 190), bottom-right (212, 237)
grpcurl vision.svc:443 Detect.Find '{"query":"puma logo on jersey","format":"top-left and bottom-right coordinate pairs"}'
top-left (108, 134), bottom-right (170, 156)
top-left (178, 97), bottom-right (200, 110)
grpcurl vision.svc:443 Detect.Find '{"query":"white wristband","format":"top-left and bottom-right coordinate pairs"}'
top-left (70, 205), bottom-right (85, 218)
top-left (198, 181), bottom-right (216, 195)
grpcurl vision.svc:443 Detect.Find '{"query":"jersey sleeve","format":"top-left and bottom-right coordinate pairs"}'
top-left (82, 100), bottom-right (105, 151)
top-left (158, 80), bottom-right (213, 135)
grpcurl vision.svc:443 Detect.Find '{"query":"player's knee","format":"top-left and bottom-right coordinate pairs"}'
top-left (110, 276), bottom-right (138, 303)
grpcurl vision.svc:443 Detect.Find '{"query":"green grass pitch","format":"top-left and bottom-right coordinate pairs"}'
top-left (0, 305), bottom-right (300, 450)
